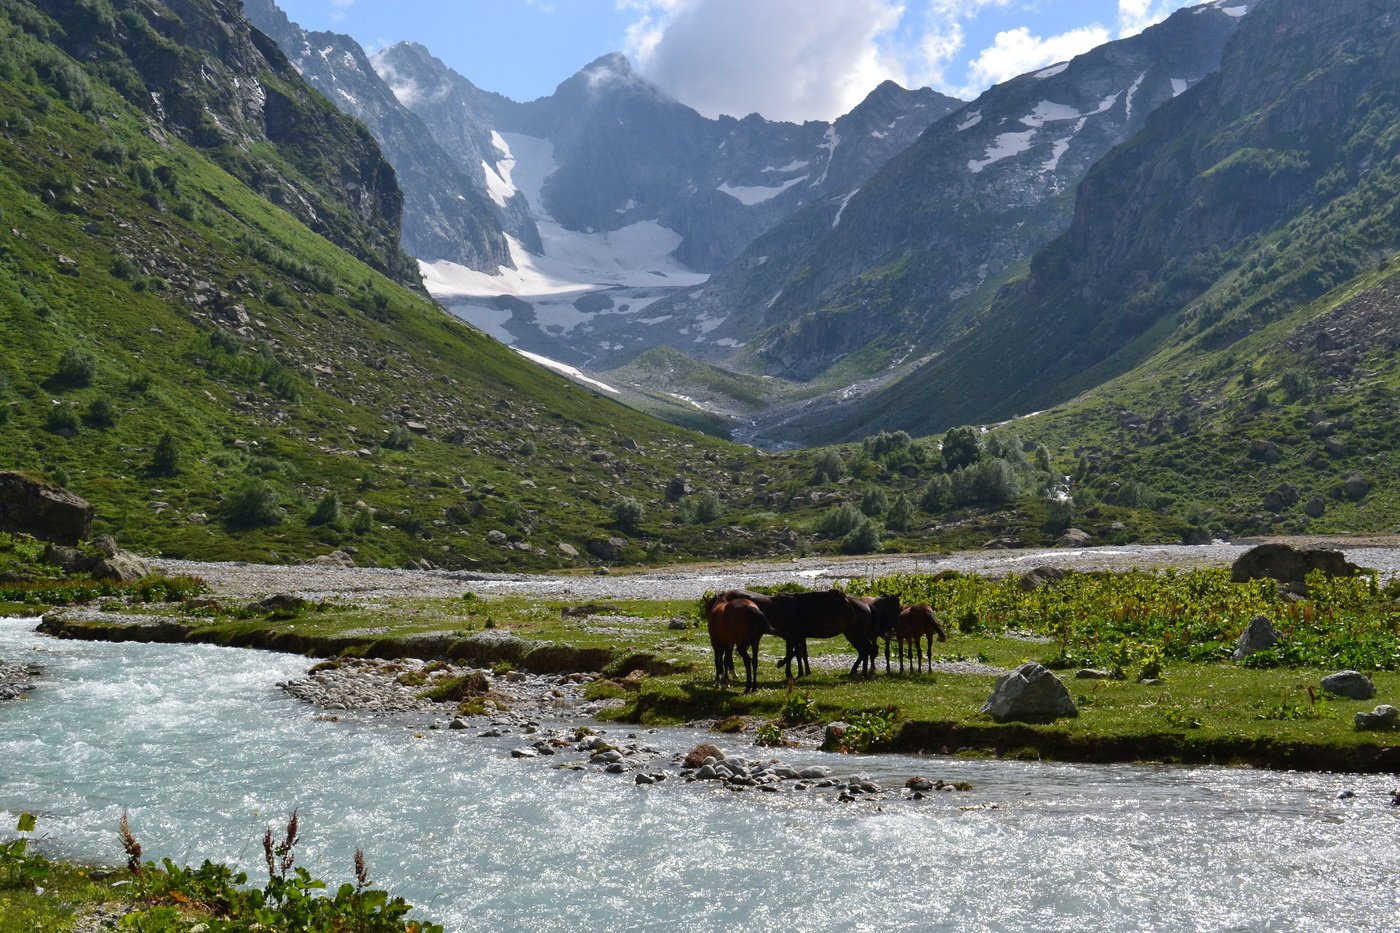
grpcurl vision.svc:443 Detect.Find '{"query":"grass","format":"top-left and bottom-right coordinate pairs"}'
top-left (36, 565), bottom-right (1400, 770)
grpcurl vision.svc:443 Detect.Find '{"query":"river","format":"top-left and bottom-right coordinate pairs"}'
top-left (2, 617), bottom-right (1397, 931)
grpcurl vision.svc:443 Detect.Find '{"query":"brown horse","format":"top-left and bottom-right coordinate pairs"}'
top-left (883, 603), bottom-right (948, 673)
top-left (716, 589), bottom-right (899, 678)
top-left (705, 596), bottom-right (766, 692)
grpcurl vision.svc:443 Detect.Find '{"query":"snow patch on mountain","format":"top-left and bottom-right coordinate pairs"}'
top-left (514, 349), bottom-right (620, 394)
top-left (832, 188), bottom-right (860, 229)
top-left (1124, 72), bottom-right (1147, 124)
top-left (764, 159), bottom-right (811, 173)
top-left (957, 111), bottom-right (982, 132)
top-left (968, 130), bottom-right (1036, 174)
top-left (1034, 63), bottom-right (1069, 79)
top-left (811, 126), bottom-right (840, 187)
top-left (1171, 78), bottom-right (1189, 97)
top-left (718, 175), bottom-right (808, 206)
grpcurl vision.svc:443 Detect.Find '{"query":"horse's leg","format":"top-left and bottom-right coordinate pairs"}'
top-left (713, 643), bottom-right (724, 688)
top-left (799, 639), bottom-right (811, 678)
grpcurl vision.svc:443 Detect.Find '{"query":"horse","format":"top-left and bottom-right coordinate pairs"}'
top-left (703, 595), bottom-right (766, 692)
top-left (847, 594), bottom-right (903, 677)
top-left (715, 589), bottom-right (899, 678)
top-left (884, 603), bottom-right (948, 673)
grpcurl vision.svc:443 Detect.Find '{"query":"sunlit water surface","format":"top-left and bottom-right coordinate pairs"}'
top-left (2, 618), bottom-right (1397, 932)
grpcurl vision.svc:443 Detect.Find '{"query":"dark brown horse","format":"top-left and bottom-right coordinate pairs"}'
top-left (883, 603), bottom-right (948, 673)
top-left (716, 589), bottom-right (899, 678)
top-left (705, 596), bottom-right (766, 692)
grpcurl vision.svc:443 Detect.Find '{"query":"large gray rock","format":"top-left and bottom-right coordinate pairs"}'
top-left (980, 662), bottom-right (1078, 723)
top-left (1355, 705), bottom-right (1399, 731)
top-left (90, 551), bottom-right (152, 583)
top-left (586, 537), bottom-right (627, 562)
top-left (1320, 671), bottom-right (1376, 701)
top-left (1230, 543), bottom-right (1360, 584)
top-left (0, 472), bottom-right (94, 545)
top-left (1055, 528), bottom-right (1092, 548)
top-left (1233, 615), bottom-right (1280, 661)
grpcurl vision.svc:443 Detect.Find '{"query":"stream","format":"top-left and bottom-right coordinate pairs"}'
top-left (2, 616), bottom-right (1398, 931)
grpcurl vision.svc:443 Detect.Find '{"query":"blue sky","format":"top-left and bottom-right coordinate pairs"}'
top-left (271, 0), bottom-right (1210, 121)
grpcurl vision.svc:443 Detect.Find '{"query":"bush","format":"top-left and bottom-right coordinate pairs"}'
top-left (150, 433), bottom-right (180, 476)
top-left (44, 404), bottom-right (80, 433)
top-left (679, 490), bottom-right (723, 524)
top-left (1045, 496), bottom-right (1075, 533)
top-left (886, 494), bottom-right (914, 532)
top-left (860, 486), bottom-right (889, 517)
top-left (818, 501), bottom-right (862, 537)
top-left (308, 492), bottom-right (341, 527)
top-left (920, 474), bottom-right (952, 513)
top-left (223, 478), bottom-right (283, 529)
top-left (811, 449), bottom-right (846, 483)
top-left (612, 495), bottom-right (644, 532)
top-left (85, 396), bottom-right (116, 428)
top-left (53, 347), bottom-right (96, 387)
top-left (382, 425), bottom-right (414, 450)
top-left (941, 426), bottom-right (982, 471)
top-left (841, 517), bottom-right (883, 554)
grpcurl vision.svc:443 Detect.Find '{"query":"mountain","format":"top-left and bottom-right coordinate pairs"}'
top-left (0, 0), bottom-right (817, 569)
top-left (351, 42), bottom-right (959, 371)
top-left (654, 0), bottom-right (1252, 393)
top-left (241, 0), bottom-right (515, 270)
top-left (793, 0), bottom-right (1400, 444)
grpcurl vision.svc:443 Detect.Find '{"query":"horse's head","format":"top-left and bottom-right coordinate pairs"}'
top-left (870, 594), bottom-right (902, 635)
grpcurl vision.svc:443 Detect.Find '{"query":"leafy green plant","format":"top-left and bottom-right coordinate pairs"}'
top-left (839, 707), bottom-right (899, 753)
top-left (780, 687), bottom-right (820, 725)
top-left (0, 813), bottom-right (47, 891)
top-left (754, 721), bottom-right (786, 747)
top-left (223, 478), bottom-right (284, 529)
top-left (611, 495), bottom-right (644, 533)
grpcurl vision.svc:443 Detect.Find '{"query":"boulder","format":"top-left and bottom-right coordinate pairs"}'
top-left (1232, 615), bottom-right (1279, 661)
top-left (557, 542), bottom-right (579, 559)
top-left (1342, 474), bottom-right (1371, 501)
top-left (1230, 543), bottom-right (1360, 584)
top-left (1055, 528), bottom-right (1091, 548)
top-left (980, 662), bottom-right (1078, 723)
top-left (1247, 439), bottom-right (1281, 463)
top-left (250, 593), bottom-right (308, 614)
top-left (1354, 705), bottom-right (1399, 731)
top-left (1320, 671), bottom-right (1375, 701)
top-left (586, 537), bottom-right (627, 562)
top-left (90, 551), bottom-right (152, 583)
top-left (0, 472), bottom-right (94, 545)
top-left (1304, 496), bottom-right (1327, 519)
top-left (664, 478), bottom-right (692, 502)
top-left (1019, 566), bottom-right (1068, 591)
top-left (683, 743), bottom-right (725, 768)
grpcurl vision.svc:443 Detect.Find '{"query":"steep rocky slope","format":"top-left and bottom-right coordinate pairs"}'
top-left (242, 0), bottom-right (514, 270)
top-left (657, 0), bottom-right (1250, 382)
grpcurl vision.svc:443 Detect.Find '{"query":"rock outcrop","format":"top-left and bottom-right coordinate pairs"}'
top-left (1230, 543), bottom-right (1361, 584)
top-left (0, 473), bottom-right (94, 545)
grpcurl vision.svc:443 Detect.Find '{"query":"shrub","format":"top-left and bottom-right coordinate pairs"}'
top-left (150, 432), bottom-right (180, 476)
top-left (223, 478), bottom-right (283, 529)
top-left (85, 396), bottom-right (116, 428)
top-left (45, 404), bottom-right (80, 433)
top-left (818, 501), bottom-right (862, 537)
top-left (308, 492), bottom-right (341, 527)
top-left (612, 495), bottom-right (644, 532)
top-left (1045, 496), bottom-right (1075, 533)
top-left (920, 474), bottom-right (952, 512)
top-left (886, 494), bottom-right (914, 532)
top-left (53, 347), bottom-right (96, 387)
top-left (941, 426), bottom-right (982, 470)
top-left (811, 449), bottom-right (846, 483)
top-left (679, 490), bottom-right (723, 524)
top-left (351, 507), bottom-right (374, 535)
top-left (860, 486), bottom-right (889, 517)
top-left (382, 425), bottom-right (414, 450)
top-left (840, 516), bottom-right (883, 554)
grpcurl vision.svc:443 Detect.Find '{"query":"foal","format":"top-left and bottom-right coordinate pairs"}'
top-left (706, 596), bottom-right (766, 692)
top-left (885, 603), bottom-right (948, 673)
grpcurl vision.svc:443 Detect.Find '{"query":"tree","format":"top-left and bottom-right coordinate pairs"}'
top-left (612, 495), bottom-right (644, 533)
top-left (151, 433), bottom-right (180, 476)
top-left (860, 486), bottom-right (890, 517)
top-left (886, 494), bottom-right (914, 531)
top-left (811, 449), bottom-right (846, 483)
top-left (223, 478), bottom-right (283, 529)
top-left (941, 426), bottom-right (982, 471)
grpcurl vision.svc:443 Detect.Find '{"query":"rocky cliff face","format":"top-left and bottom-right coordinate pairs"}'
top-left (370, 46), bottom-right (959, 275)
top-left (659, 0), bottom-right (1249, 378)
top-left (776, 0), bottom-right (1400, 443)
top-left (242, 0), bottom-right (514, 269)
top-left (40, 0), bottom-right (414, 283)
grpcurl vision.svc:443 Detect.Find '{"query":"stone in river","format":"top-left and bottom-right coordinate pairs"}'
top-left (510, 747), bottom-right (538, 759)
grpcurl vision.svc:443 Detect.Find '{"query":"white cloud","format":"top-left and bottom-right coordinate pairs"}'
top-left (1116, 0), bottom-right (1188, 37)
top-left (329, 0), bottom-right (354, 24)
top-left (960, 24), bottom-right (1110, 95)
top-left (622, 0), bottom-right (907, 123)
